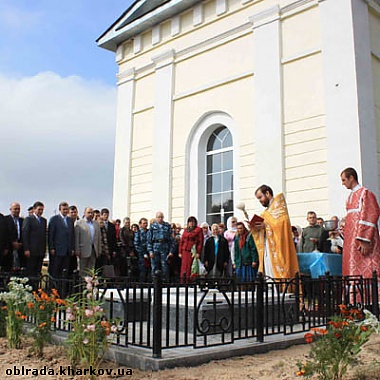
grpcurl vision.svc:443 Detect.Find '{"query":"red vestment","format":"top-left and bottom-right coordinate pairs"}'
top-left (342, 185), bottom-right (380, 277)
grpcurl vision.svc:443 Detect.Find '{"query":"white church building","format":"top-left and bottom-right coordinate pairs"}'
top-left (97, 0), bottom-right (380, 226)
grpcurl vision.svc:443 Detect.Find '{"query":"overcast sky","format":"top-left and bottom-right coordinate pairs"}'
top-left (0, 0), bottom-right (134, 219)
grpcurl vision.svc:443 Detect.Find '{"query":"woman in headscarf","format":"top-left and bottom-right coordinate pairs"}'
top-left (224, 216), bottom-right (238, 275)
top-left (204, 223), bottom-right (230, 278)
top-left (234, 222), bottom-right (258, 282)
top-left (292, 225), bottom-right (302, 252)
top-left (179, 216), bottom-right (203, 282)
top-left (200, 222), bottom-right (211, 262)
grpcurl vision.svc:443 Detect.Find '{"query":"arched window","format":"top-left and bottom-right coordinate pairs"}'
top-left (206, 126), bottom-right (233, 225)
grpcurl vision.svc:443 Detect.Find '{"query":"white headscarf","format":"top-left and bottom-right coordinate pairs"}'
top-left (226, 216), bottom-right (237, 232)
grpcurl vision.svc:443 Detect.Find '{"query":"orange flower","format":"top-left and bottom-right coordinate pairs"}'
top-left (27, 302), bottom-right (34, 309)
top-left (296, 369), bottom-right (306, 376)
top-left (39, 322), bottom-right (47, 328)
top-left (51, 316), bottom-right (56, 323)
top-left (33, 292), bottom-right (41, 302)
top-left (40, 305), bottom-right (45, 310)
top-left (15, 310), bottom-right (22, 316)
top-left (20, 315), bottom-right (27, 320)
top-left (41, 292), bottom-right (49, 301)
top-left (101, 320), bottom-right (111, 336)
top-left (311, 327), bottom-right (327, 335)
top-left (56, 299), bottom-right (67, 306)
top-left (334, 332), bottom-right (342, 339)
top-left (360, 326), bottom-right (368, 332)
top-left (328, 321), bottom-right (340, 329)
top-left (304, 333), bottom-right (314, 344)
top-left (1, 306), bottom-right (7, 310)
top-left (51, 289), bottom-right (60, 297)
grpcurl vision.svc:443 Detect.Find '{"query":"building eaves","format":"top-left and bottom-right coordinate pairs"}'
top-left (116, 0), bottom-right (171, 31)
top-left (97, 0), bottom-right (202, 52)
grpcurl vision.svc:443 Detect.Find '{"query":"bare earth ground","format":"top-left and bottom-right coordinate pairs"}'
top-left (0, 334), bottom-right (379, 380)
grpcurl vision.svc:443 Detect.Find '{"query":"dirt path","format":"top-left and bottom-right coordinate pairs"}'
top-left (0, 334), bottom-right (379, 379)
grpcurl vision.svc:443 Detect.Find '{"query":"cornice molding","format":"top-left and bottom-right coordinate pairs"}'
top-left (117, 68), bottom-right (136, 85)
top-left (152, 49), bottom-right (175, 69)
top-left (282, 0), bottom-right (318, 18)
top-left (249, 5), bottom-right (280, 29)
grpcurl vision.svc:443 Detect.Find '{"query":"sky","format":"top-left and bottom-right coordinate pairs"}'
top-left (0, 0), bottom-right (134, 219)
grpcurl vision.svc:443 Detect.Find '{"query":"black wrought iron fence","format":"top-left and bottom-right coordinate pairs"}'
top-left (0, 270), bottom-right (378, 359)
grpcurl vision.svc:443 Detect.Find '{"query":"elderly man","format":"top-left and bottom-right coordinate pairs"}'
top-left (340, 167), bottom-right (380, 277)
top-left (75, 207), bottom-right (101, 276)
top-left (147, 212), bottom-right (174, 281)
top-left (4, 202), bottom-right (24, 271)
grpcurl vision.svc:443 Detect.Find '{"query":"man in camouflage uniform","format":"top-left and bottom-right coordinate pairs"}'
top-left (134, 217), bottom-right (150, 282)
top-left (147, 212), bottom-right (174, 281)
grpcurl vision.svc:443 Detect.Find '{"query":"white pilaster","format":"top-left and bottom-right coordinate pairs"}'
top-left (113, 68), bottom-right (135, 218)
top-left (151, 50), bottom-right (175, 219)
top-left (320, 0), bottom-right (378, 216)
top-left (251, 6), bottom-right (284, 194)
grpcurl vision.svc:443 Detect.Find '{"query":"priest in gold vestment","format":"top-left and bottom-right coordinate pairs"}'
top-left (251, 185), bottom-right (299, 279)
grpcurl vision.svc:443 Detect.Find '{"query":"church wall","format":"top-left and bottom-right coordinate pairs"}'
top-left (107, 0), bottom-right (380, 224)
top-left (129, 107), bottom-right (154, 220)
top-left (369, 9), bottom-right (380, 189)
top-left (118, 0), bottom-right (260, 74)
top-left (174, 33), bottom-right (253, 95)
top-left (280, 4), bottom-right (329, 225)
top-left (134, 72), bottom-right (155, 112)
top-left (172, 75), bottom-right (254, 223)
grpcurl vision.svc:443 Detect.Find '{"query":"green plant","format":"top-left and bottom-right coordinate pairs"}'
top-left (0, 303), bottom-right (7, 337)
top-left (28, 288), bottom-right (66, 357)
top-left (297, 305), bottom-right (380, 380)
top-left (0, 277), bottom-right (33, 348)
top-left (63, 271), bottom-right (116, 378)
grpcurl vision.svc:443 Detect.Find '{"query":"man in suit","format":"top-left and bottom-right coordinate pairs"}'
top-left (75, 207), bottom-right (101, 276)
top-left (68, 205), bottom-right (79, 276)
top-left (4, 202), bottom-right (24, 271)
top-left (22, 201), bottom-right (47, 276)
top-left (0, 212), bottom-right (9, 272)
top-left (100, 208), bottom-right (117, 259)
top-left (48, 202), bottom-right (75, 279)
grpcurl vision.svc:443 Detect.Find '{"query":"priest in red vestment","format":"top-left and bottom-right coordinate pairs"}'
top-left (341, 167), bottom-right (380, 278)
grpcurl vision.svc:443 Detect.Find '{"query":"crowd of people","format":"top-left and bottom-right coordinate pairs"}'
top-left (292, 213), bottom-right (345, 254)
top-left (0, 167), bottom-right (379, 283)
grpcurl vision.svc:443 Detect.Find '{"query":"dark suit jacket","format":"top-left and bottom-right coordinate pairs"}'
top-left (5, 215), bottom-right (24, 249)
top-left (204, 235), bottom-right (230, 273)
top-left (22, 215), bottom-right (47, 257)
top-left (0, 213), bottom-right (7, 254)
top-left (105, 221), bottom-right (117, 254)
top-left (48, 215), bottom-right (75, 256)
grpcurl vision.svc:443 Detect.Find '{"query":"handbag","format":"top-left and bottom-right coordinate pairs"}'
top-left (198, 260), bottom-right (207, 276)
top-left (102, 264), bottom-right (116, 278)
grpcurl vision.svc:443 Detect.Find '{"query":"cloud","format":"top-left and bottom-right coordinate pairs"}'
top-left (0, 71), bottom-right (117, 218)
top-left (0, 3), bottom-right (43, 33)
